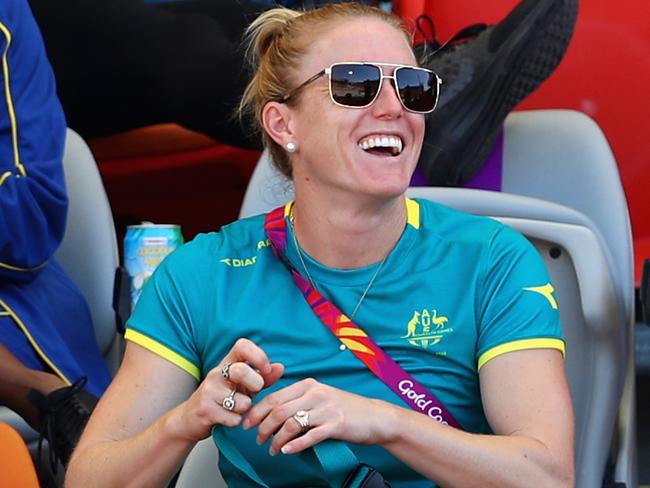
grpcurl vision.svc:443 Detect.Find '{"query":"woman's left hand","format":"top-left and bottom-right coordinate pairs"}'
top-left (242, 378), bottom-right (394, 456)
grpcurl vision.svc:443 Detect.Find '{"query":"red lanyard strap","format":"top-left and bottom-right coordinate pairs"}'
top-left (264, 205), bottom-right (462, 430)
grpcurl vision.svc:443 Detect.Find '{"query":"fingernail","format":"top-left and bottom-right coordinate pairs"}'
top-left (256, 437), bottom-right (262, 445)
top-left (269, 447), bottom-right (276, 456)
top-left (264, 364), bottom-right (272, 374)
top-left (242, 419), bottom-right (250, 430)
top-left (281, 446), bottom-right (290, 455)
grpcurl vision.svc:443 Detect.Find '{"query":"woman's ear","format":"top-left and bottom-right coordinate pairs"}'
top-left (262, 101), bottom-right (295, 148)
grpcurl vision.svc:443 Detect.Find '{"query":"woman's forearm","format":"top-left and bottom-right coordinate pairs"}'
top-left (65, 408), bottom-right (196, 488)
top-left (379, 402), bottom-right (574, 488)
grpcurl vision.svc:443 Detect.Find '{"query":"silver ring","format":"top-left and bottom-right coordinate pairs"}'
top-left (222, 388), bottom-right (237, 411)
top-left (221, 362), bottom-right (232, 381)
top-left (292, 409), bottom-right (310, 433)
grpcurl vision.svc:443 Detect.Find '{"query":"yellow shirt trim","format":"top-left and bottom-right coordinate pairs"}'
top-left (0, 299), bottom-right (71, 385)
top-left (477, 338), bottom-right (566, 371)
top-left (0, 260), bottom-right (49, 272)
top-left (0, 21), bottom-right (24, 177)
top-left (284, 201), bottom-right (293, 218)
top-left (125, 329), bottom-right (201, 381)
top-left (0, 170), bottom-right (11, 185)
top-left (405, 197), bottom-right (420, 229)
top-left (284, 197), bottom-right (420, 229)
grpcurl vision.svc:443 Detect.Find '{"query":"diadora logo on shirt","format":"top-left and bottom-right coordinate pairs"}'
top-left (401, 308), bottom-right (454, 350)
top-left (219, 239), bottom-right (271, 268)
top-left (523, 283), bottom-right (558, 309)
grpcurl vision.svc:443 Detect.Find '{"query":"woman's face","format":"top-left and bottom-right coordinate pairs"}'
top-left (287, 18), bottom-right (425, 201)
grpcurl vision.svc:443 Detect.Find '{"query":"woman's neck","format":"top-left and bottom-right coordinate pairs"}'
top-left (290, 191), bottom-right (407, 270)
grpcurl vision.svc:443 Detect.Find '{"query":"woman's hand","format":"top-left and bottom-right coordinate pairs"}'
top-left (169, 338), bottom-right (284, 443)
top-left (243, 378), bottom-right (394, 456)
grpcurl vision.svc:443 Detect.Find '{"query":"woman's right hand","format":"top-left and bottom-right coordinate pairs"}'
top-left (168, 338), bottom-right (285, 443)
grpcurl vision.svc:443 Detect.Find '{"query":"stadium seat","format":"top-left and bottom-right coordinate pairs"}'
top-left (499, 110), bottom-right (636, 487)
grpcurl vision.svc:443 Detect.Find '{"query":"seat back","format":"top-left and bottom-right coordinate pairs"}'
top-left (502, 110), bottom-right (634, 318)
top-left (175, 438), bottom-right (226, 488)
top-left (54, 128), bottom-right (122, 374)
top-left (216, 110), bottom-right (635, 488)
top-left (500, 110), bottom-right (636, 487)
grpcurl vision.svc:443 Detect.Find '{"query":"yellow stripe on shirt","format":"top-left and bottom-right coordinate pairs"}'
top-left (0, 21), bottom-right (24, 176)
top-left (0, 260), bottom-right (49, 272)
top-left (0, 298), bottom-right (71, 385)
top-left (405, 197), bottom-right (420, 229)
top-left (125, 329), bottom-right (201, 381)
top-left (285, 197), bottom-right (420, 229)
top-left (477, 338), bottom-right (565, 371)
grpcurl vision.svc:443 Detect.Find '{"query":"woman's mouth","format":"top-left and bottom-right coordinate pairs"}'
top-left (357, 135), bottom-right (403, 156)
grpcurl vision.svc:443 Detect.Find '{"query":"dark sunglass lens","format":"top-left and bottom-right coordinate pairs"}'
top-left (395, 68), bottom-right (436, 112)
top-left (330, 64), bottom-right (381, 107)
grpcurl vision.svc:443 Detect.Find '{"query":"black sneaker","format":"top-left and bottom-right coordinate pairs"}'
top-left (28, 376), bottom-right (93, 474)
top-left (416, 0), bottom-right (579, 186)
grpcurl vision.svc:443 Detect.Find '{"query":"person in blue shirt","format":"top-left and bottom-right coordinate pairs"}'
top-left (67, 4), bottom-right (574, 487)
top-left (0, 0), bottom-right (111, 471)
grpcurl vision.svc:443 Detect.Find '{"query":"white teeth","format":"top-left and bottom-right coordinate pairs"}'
top-left (357, 135), bottom-right (404, 155)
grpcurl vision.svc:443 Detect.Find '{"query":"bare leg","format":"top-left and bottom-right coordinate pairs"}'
top-left (0, 343), bottom-right (66, 430)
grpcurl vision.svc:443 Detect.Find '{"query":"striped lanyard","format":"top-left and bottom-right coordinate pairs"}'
top-left (264, 204), bottom-right (461, 429)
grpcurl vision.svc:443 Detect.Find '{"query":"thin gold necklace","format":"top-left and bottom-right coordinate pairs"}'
top-left (289, 214), bottom-right (388, 320)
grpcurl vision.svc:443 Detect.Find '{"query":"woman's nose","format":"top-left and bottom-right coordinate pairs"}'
top-left (371, 77), bottom-right (403, 119)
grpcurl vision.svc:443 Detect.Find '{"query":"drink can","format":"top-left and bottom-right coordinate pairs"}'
top-left (124, 223), bottom-right (184, 312)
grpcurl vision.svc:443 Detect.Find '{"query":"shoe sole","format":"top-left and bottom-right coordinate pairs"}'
top-left (418, 0), bottom-right (579, 185)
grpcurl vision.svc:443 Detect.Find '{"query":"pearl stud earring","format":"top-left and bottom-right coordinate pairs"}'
top-left (286, 141), bottom-right (298, 153)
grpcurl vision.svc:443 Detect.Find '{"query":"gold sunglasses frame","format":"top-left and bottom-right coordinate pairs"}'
top-left (281, 61), bottom-right (442, 114)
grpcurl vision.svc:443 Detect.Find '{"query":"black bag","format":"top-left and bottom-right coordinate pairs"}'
top-left (342, 464), bottom-right (391, 488)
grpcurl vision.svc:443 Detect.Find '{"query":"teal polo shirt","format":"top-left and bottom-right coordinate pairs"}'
top-left (126, 197), bottom-right (563, 487)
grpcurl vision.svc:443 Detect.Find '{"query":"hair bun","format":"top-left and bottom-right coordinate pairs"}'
top-left (245, 8), bottom-right (301, 64)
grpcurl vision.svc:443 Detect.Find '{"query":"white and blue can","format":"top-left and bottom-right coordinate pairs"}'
top-left (124, 223), bottom-right (184, 312)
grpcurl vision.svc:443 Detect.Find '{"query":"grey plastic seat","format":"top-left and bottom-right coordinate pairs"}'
top-left (500, 110), bottom-right (635, 488)
top-left (181, 110), bottom-right (635, 488)
top-left (175, 438), bottom-right (226, 488)
top-left (54, 128), bottom-right (122, 375)
top-left (0, 128), bottom-right (123, 449)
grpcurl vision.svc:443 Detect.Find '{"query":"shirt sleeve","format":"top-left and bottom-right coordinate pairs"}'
top-left (476, 224), bottom-right (564, 370)
top-left (0, 0), bottom-right (67, 281)
top-left (125, 236), bottom-right (216, 381)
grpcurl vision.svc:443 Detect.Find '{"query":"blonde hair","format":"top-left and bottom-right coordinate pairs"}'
top-left (238, 3), bottom-right (412, 178)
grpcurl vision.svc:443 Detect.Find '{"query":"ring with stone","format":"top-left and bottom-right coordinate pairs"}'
top-left (292, 409), bottom-right (310, 433)
top-left (222, 388), bottom-right (237, 411)
top-left (221, 362), bottom-right (232, 381)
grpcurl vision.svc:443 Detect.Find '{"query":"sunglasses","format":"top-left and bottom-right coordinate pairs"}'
top-left (281, 62), bottom-right (442, 114)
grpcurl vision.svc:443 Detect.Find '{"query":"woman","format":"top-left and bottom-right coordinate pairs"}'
top-left (66, 4), bottom-right (574, 487)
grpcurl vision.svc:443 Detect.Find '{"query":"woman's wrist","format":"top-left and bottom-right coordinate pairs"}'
top-left (159, 404), bottom-right (197, 446)
top-left (369, 399), bottom-right (405, 447)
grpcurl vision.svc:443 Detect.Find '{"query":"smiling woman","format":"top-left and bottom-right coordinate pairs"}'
top-left (66, 4), bottom-right (575, 488)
